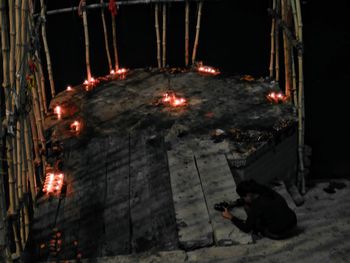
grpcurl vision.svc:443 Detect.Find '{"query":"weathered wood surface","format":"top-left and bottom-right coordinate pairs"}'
top-left (167, 142), bottom-right (213, 250)
top-left (194, 141), bottom-right (252, 245)
top-left (102, 136), bottom-right (131, 255)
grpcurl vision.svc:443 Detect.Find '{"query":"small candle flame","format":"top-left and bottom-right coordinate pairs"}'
top-left (267, 92), bottom-right (286, 103)
top-left (162, 92), bottom-right (186, 107)
top-left (43, 172), bottom-right (64, 195)
top-left (198, 65), bottom-right (220, 75)
top-left (67, 86), bottom-right (72, 91)
top-left (110, 69), bottom-right (115, 75)
top-left (70, 120), bottom-right (81, 133)
top-left (54, 106), bottom-right (62, 119)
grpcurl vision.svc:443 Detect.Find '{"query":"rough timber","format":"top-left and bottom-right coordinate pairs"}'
top-left (31, 68), bottom-right (298, 261)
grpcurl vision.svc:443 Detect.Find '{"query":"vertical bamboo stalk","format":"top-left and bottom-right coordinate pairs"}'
top-left (291, 49), bottom-right (298, 107)
top-left (0, 0), bottom-right (10, 92)
top-left (20, 208), bottom-right (25, 248)
top-left (82, 0), bottom-right (92, 80)
top-left (162, 3), bottom-right (166, 68)
top-left (155, 4), bottom-right (161, 68)
top-left (24, 205), bottom-right (30, 243)
top-left (295, 0), bottom-right (305, 194)
top-left (101, 0), bottom-right (112, 71)
top-left (12, 222), bottom-right (22, 256)
top-left (36, 57), bottom-right (48, 113)
top-left (34, 69), bottom-right (45, 128)
top-left (269, 0), bottom-right (276, 78)
top-left (15, 0), bottom-right (23, 202)
top-left (281, 0), bottom-right (292, 98)
top-left (192, 1), bottom-right (203, 65)
top-left (9, 0), bottom-right (16, 88)
top-left (29, 111), bottom-right (40, 167)
top-left (40, 0), bottom-right (55, 98)
top-left (275, 0), bottom-right (280, 81)
top-left (24, 118), bottom-right (37, 199)
top-left (111, 11), bottom-right (119, 70)
top-left (185, 1), bottom-right (189, 66)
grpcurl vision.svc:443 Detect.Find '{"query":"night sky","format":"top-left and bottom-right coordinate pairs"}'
top-left (41, 0), bottom-right (350, 179)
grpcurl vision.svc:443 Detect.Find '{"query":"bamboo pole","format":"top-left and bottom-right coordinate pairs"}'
top-left (40, 0), bottom-right (55, 98)
top-left (155, 4), bottom-right (161, 68)
top-left (34, 69), bottom-right (45, 128)
top-left (295, 0), bottom-right (305, 194)
top-left (37, 59), bottom-right (48, 113)
top-left (269, 0), bottom-right (276, 78)
top-left (0, 0), bottom-right (10, 93)
top-left (24, 118), bottom-right (37, 199)
top-left (162, 3), bottom-right (166, 68)
top-left (101, 0), bottom-right (113, 71)
top-left (12, 221), bottom-right (22, 257)
top-left (111, 10), bottom-right (119, 70)
top-left (9, 0), bottom-right (16, 88)
top-left (20, 208), bottom-right (25, 248)
top-left (291, 49), bottom-right (298, 107)
top-left (82, 0), bottom-right (92, 80)
top-left (191, 1), bottom-right (203, 65)
top-left (275, 0), bottom-right (280, 81)
top-left (15, 0), bottom-right (23, 202)
top-left (185, 1), bottom-right (190, 66)
top-left (29, 111), bottom-right (40, 167)
top-left (281, 0), bottom-right (292, 98)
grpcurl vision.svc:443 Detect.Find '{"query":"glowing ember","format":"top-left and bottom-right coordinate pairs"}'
top-left (198, 65), bottom-right (220, 76)
top-left (267, 92), bottom-right (287, 103)
top-left (116, 68), bottom-right (128, 74)
top-left (70, 120), bottom-right (81, 133)
top-left (54, 106), bottom-right (62, 119)
top-left (43, 172), bottom-right (64, 195)
top-left (110, 69), bottom-right (115, 75)
top-left (83, 77), bottom-right (99, 90)
top-left (67, 85), bottom-right (72, 91)
top-left (162, 92), bottom-right (186, 107)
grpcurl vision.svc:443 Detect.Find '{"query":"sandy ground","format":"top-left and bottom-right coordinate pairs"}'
top-left (76, 179), bottom-right (350, 263)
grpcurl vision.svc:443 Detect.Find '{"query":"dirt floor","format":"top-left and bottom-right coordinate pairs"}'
top-left (72, 179), bottom-right (350, 263)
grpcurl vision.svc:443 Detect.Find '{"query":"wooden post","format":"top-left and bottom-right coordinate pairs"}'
top-left (185, 1), bottom-right (189, 66)
top-left (155, 4), bottom-right (161, 68)
top-left (101, 0), bottom-right (113, 71)
top-left (111, 9), bottom-right (119, 70)
top-left (192, 1), bottom-right (203, 65)
top-left (40, 0), bottom-right (55, 98)
top-left (162, 3), bottom-right (166, 68)
top-left (295, 0), bottom-right (305, 194)
top-left (82, 0), bottom-right (92, 80)
top-left (269, 0), bottom-right (276, 78)
top-left (281, 0), bottom-right (292, 98)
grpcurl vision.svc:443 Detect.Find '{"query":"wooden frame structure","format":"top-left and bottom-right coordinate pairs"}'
top-left (0, 0), bottom-right (305, 260)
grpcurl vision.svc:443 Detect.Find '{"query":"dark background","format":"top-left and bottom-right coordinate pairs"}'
top-left (41, 0), bottom-right (350, 179)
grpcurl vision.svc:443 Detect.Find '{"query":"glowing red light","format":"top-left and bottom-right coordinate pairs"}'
top-left (110, 69), bottom-right (115, 75)
top-left (116, 68), bottom-right (128, 74)
top-left (267, 92), bottom-right (286, 103)
top-left (162, 92), bottom-right (186, 107)
top-left (67, 86), bottom-right (72, 91)
top-left (70, 121), bottom-right (81, 133)
top-left (43, 172), bottom-right (64, 195)
top-left (54, 106), bottom-right (62, 120)
top-left (198, 65), bottom-right (220, 76)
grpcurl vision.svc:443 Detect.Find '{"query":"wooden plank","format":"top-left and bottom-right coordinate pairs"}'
top-left (194, 145), bottom-right (252, 245)
top-left (77, 138), bottom-right (107, 258)
top-left (102, 136), bottom-right (131, 255)
top-left (144, 135), bottom-right (178, 250)
top-left (167, 142), bottom-right (213, 250)
top-left (129, 133), bottom-right (154, 253)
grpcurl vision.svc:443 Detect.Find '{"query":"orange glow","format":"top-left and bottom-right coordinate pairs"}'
top-left (70, 120), bottom-right (81, 133)
top-left (54, 106), bottom-right (62, 120)
top-left (110, 69), bottom-right (115, 75)
top-left (67, 85), bottom-right (72, 91)
top-left (83, 77), bottom-right (98, 91)
top-left (198, 65), bottom-right (220, 76)
top-left (43, 172), bottom-right (64, 195)
top-left (162, 92), bottom-right (186, 107)
top-left (267, 92), bottom-right (287, 103)
top-left (116, 68), bottom-right (128, 74)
